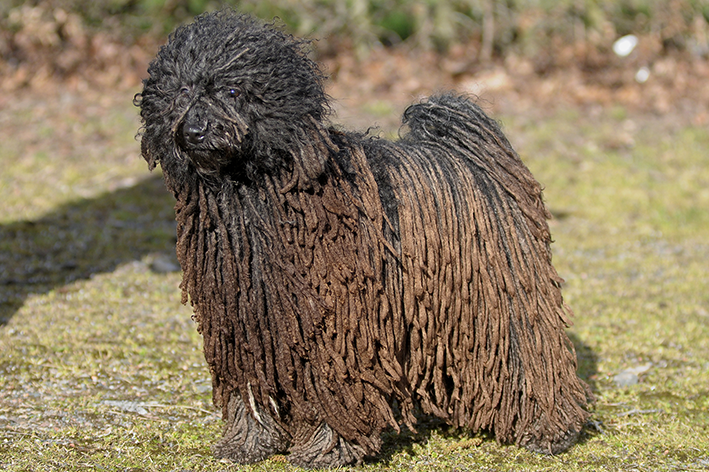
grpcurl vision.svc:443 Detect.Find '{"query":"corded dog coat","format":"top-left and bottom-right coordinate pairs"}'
top-left (136, 10), bottom-right (591, 468)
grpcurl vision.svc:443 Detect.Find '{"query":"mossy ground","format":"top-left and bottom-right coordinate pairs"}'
top-left (1, 88), bottom-right (708, 471)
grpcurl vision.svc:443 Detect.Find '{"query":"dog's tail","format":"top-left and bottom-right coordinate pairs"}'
top-left (400, 92), bottom-right (550, 239)
top-left (402, 93), bottom-right (512, 152)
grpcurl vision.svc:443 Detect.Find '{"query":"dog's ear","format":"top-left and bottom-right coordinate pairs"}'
top-left (141, 137), bottom-right (158, 171)
top-left (134, 91), bottom-right (158, 171)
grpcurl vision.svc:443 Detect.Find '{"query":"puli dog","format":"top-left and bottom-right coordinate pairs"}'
top-left (136, 10), bottom-right (591, 468)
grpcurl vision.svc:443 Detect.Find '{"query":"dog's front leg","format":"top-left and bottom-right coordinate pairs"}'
top-left (287, 421), bottom-right (367, 469)
top-left (213, 391), bottom-right (290, 464)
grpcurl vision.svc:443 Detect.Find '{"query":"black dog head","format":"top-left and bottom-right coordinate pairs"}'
top-left (136, 11), bottom-right (328, 183)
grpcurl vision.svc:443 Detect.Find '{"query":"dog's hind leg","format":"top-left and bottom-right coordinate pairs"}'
top-left (520, 425), bottom-right (583, 455)
top-left (287, 422), bottom-right (367, 469)
top-left (212, 392), bottom-right (290, 464)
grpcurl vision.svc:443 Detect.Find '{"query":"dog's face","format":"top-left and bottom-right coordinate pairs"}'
top-left (137, 11), bottom-right (327, 180)
top-left (171, 66), bottom-right (250, 174)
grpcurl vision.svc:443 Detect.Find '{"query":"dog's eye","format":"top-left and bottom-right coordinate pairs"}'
top-left (227, 88), bottom-right (240, 98)
top-left (180, 86), bottom-right (190, 95)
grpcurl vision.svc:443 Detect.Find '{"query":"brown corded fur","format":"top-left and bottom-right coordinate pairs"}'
top-left (136, 10), bottom-right (591, 468)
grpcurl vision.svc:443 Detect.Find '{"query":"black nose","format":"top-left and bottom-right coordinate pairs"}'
top-left (183, 122), bottom-right (207, 144)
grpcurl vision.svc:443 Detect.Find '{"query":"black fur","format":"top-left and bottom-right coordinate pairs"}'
top-left (136, 10), bottom-right (591, 469)
top-left (138, 13), bottom-right (327, 184)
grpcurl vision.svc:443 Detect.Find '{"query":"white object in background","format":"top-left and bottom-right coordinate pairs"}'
top-left (635, 67), bottom-right (650, 83)
top-left (613, 34), bottom-right (639, 57)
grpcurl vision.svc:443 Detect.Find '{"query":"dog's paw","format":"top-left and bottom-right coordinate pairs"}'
top-left (287, 422), bottom-right (366, 469)
top-left (212, 393), bottom-right (289, 464)
top-left (520, 426), bottom-right (582, 455)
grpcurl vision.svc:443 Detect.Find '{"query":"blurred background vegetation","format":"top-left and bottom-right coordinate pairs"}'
top-left (1, 0), bottom-right (708, 89)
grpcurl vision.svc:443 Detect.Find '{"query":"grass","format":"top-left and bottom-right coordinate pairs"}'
top-left (1, 88), bottom-right (708, 471)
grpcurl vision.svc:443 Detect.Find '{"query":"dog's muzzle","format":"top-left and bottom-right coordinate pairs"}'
top-left (180, 104), bottom-right (211, 147)
top-left (184, 121), bottom-right (207, 145)
top-left (176, 107), bottom-right (250, 175)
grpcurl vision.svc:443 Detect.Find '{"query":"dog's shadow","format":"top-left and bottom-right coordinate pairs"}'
top-left (0, 175), bottom-right (178, 325)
